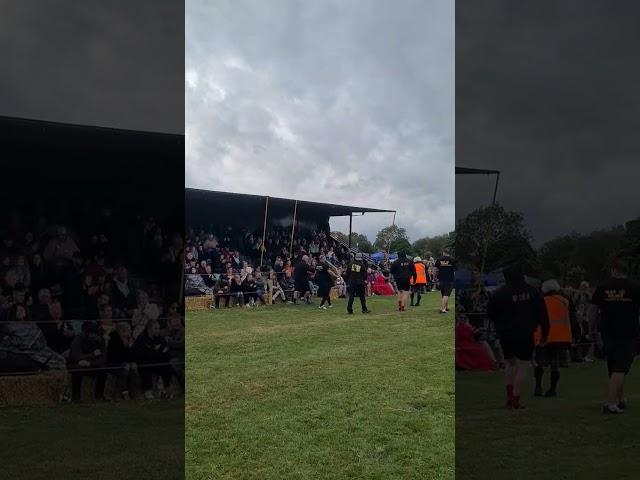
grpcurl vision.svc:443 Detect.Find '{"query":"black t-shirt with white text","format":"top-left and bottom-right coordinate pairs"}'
top-left (592, 277), bottom-right (640, 341)
top-left (435, 255), bottom-right (456, 283)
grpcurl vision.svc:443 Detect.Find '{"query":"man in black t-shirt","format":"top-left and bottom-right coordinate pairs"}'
top-left (316, 255), bottom-right (338, 310)
top-left (488, 265), bottom-right (549, 409)
top-left (435, 249), bottom-right (456, 314)
top-left (591, 259), bottom-right (640, 414)
top-left (390, 252), bottom-right (416, 312)
top-left (346, 253), bottom-right (371, 314)
top-left (293, 255), bottom-right (314, 305)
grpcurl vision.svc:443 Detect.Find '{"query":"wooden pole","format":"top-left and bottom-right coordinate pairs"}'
top-left (289, 200), bottom-right (298, 259)
top-left (260, 196), bottom-right (269, 268)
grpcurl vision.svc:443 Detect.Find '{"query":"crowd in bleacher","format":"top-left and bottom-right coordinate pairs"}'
top-left (184, 224), bottom-right (401, 305)
top-left (0, 204), bottom-right (184, 402)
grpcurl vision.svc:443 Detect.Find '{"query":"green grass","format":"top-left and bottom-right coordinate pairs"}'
top-left (186, 294), bottom-right (454, 480)
top-left (457, 361), bottom-right (640, 480)
top-left (0, 399), bottom-right (184, 480)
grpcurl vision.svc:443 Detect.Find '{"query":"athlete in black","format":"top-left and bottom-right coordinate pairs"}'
top-left (435, 249), bottom-right (456, 313)
top-left (293, 255), bottom-right (314, 304)
top-left (390, 252), bottom-right (416, 312)
top-left (346, 253), bottom-right (370, 314)
top-left (488, 265), bottom-right (549, 409)
top-left (591, 259), bottom-right (640, 414)
top-left (316, 255), bottom-right (338, 310)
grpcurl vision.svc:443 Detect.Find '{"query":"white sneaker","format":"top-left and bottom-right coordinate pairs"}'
top-left (144, 390), bottom-right (154, 400)
top-left (328, 305), bottom-right (334, 308)
top-left (319, 305), bottom-right (327, 310)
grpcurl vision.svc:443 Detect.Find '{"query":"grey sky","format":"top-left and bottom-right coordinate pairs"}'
top-left (456, 1), bottom-right (640, 245)
top-left (0, 1), bottom-right (183, 133)
top-left (186, 0), bottom-right (454, 242)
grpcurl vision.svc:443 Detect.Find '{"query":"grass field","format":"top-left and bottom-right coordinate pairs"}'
top-left (457, 360), bottom-right (640, 480)
top-left (186, 294), bottom-right (454, 480)
top-left (0, 399), bottom-right (184, 480)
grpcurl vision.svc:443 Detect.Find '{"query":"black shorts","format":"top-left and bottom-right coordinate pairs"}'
top-left (396, 279), bottom-right (411, 291)
top-left (605, 340), bottom-right (636, 376)
top-left (411, 283), bottom-right (426, 293)
top-left (440, 281), bottom-right (454, 297)
top-left (294, 279), bottom-right (310, 293)
top-left (501, 337), bottom-right (534, 361)
top-left (534, 343), bottom-right (568, 367)
top-left (317, 283), bottom-right (331, 297)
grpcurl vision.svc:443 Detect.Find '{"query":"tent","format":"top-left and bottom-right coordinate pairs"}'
top-left (370, 252), bottom-right (398, 263)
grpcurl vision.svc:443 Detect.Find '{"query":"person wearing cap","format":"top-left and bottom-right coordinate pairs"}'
top-left (390, 252), bottom-right (416, 312)
top-left (488, 265), bottom-right (549, 409)
top-left (410, 257), bottom-right (428, 307)
top-left (346, 252), bottom-right (371, 314)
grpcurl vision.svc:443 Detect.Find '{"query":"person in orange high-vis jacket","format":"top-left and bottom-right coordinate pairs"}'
top-left (533, 279), bottom-right (573, 397)
top-left (410, 257), bottom-right (428, 306)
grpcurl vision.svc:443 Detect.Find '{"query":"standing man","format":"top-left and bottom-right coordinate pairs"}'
top-left (316, 254), bottom-right (338, 310)
top-left (591, 259), bottom-right (640, 414)
top-left (410, 257), bottom-right (428, 307)
top-left (435, 249), bottom-right (456, 314)
top-left (391, 252), bottom-right (416, 312)
top-left (293, 254), bottom-right (314, 304)
top-left (488, 266), bottom-right (549, 409)
top-left (346, 253), bottom-right (371, 314)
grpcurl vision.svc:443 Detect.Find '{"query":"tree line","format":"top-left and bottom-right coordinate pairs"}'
top-left (455, 204), bottom-right (640, 285)
top-left (332, 225), bottom-right (454, 258)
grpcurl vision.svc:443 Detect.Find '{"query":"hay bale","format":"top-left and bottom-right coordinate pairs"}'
top-left (186, 295), bottom-right (212, 311)
top-left (0, 371), bottom-right (67, 406)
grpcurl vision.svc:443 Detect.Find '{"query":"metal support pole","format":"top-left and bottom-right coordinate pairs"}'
top-left (348, 213), bottom-right (353, 248)
top-left (260, 196), bottom-right (269, 268)
top-left (289, 200), bottom-right (298, 259)
top-left (479, 173), bottom-right (501, 275)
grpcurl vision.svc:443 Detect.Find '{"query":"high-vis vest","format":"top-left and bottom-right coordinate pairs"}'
top-left (534, 294), bottom-right (572, 345)
top-left (411, 263), bottom-right (427, 285)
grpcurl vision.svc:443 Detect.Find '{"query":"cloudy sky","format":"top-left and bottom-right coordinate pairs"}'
top-left (456, 0), bottom-right (640, 245)
top-left (186, 0), bottom-right (454, 242)
top-left (0, 1), bottom-right (183, 133)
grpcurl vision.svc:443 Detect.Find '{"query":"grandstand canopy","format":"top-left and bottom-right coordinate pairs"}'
top-left (2, 115), bottom-right (183, 227)
top-left (186, 188), bottom-right (394, 234)
top-left (455, 167), bottom-right (500, 175)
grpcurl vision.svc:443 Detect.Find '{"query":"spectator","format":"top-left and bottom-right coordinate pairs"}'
top-left (107, 321), bottom-right (137, 400)
top-left (134, 320), bottom-right (173, 400)
top-left (69, 322), bottom-right (107, 402)
top-left (0, 304), bottom-right (66, 373)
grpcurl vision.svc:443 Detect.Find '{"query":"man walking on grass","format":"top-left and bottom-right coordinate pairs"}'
top-left (346, 253), bottom-right (371, 315)
top-left (489, 265), bottom-right (549, 409)
top-left (591, 259), bottom-right (640, 414)
top-left (435, 249), bottom-right (455, 314)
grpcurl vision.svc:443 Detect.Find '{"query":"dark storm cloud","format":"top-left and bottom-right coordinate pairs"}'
top-left (186, 0), bottom-right (454, 242)
top-left (456, 0), bottom-right (640, 244)
top-left (0, 1), bottom-right (183, 133)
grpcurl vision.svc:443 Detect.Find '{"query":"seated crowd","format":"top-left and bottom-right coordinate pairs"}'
top-left (184, 224), bottom-right (400, 305)
top-left (0, 206), bottom-right (185, 402)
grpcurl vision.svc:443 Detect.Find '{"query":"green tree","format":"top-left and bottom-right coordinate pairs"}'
top-left (412, 233), bottom-right (453, 258)
top-left (374, 225), bottom-right (409, 252)
top-left (455, 204), bottom-right (535, 273)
